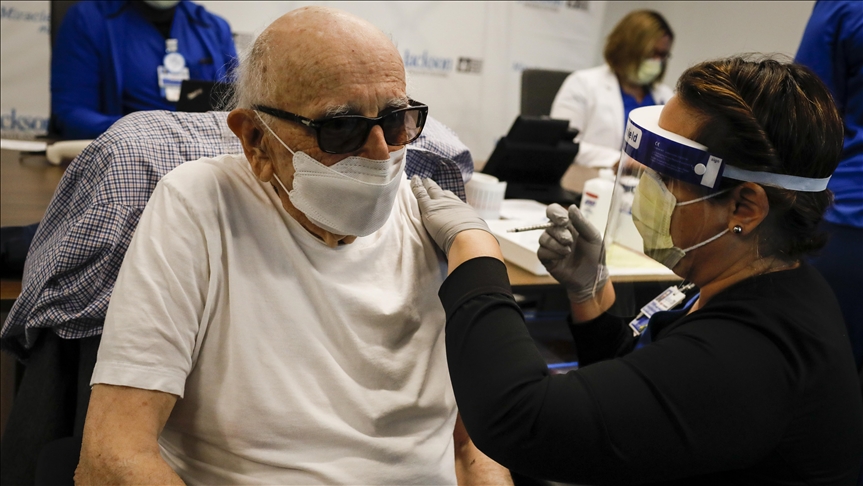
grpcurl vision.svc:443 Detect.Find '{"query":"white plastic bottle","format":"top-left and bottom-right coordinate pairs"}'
top-left (580, 169), bottom-right (615, 236)
top-left (614, 175), bottom-right (645, 252)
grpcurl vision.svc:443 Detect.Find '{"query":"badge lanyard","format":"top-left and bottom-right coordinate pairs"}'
top-left (157, 38), bottom-right (189, 102)
top-left (629, 282), bottom-right (696, 337)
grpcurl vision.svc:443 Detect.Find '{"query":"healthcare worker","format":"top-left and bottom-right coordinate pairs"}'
top-left (551, 10), bottom-right (674, 169)
top-left (411, 56), bottom-right (863, 485)
top-left (796, 0), bottom-right (863, 373)
top-left (51, 0), bottom-right (237, 139)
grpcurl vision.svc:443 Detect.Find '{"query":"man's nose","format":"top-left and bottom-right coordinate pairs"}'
top-left (359, 125), bottom-right (392, 161)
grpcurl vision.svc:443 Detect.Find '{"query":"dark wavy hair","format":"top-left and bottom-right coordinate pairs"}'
top-left (675, 55), bottom-right (844, 259)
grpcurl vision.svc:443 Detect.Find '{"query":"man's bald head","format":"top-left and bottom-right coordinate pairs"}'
top-left (227, 7), bottom-right (411, 247)
top-left (234, 7), bottom-right (405, 114)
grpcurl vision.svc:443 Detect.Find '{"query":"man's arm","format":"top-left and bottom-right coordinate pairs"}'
top-left (75, 384), bottom-right (184, 485)
top-left (453, 413), bottom-right (513, 486)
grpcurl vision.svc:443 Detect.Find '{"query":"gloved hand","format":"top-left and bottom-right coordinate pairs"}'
top-left (410, 176), bottom-right (492, 255)
top-left (537, 203), bottom-right (609, 303)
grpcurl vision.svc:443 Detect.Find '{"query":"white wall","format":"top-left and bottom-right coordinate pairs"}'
top-left (197, 1), bottom-right (607, 162)
top-left (200, 0), bottom-right (819, 161)
top-left (0, 1), bottom-right (819, 154)
top-left (0, 1), bottom-right (50, 138)
top-left (597, 1), bottom-right (816, 88)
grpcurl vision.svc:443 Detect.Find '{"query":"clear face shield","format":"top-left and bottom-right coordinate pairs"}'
top-left (604, 104), bottom-right (729, 266)
top-left (589, 104), bottom-right (831, 325)
top-left (581, 105), bottom-right (722, 319)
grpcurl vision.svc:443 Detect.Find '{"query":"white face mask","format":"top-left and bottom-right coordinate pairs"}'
top-left (143, 0), bottom-right (180, 9)
top-left (633, 58), bottom-right (663, 85)
top-left (631, 169), bottom-right (730, 270)
top-left (256, 112), bottom-right (406, 237)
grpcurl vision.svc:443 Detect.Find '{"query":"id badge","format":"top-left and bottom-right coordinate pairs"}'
top-left (158, 65), bottom-right (189, 102)
top-left (629, 285), bottom-right (688, 336)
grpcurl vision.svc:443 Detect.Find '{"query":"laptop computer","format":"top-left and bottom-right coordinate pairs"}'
top-left (176, 80), bottom-right (234, 112)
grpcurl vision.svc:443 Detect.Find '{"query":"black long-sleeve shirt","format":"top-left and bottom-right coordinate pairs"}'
top-left (441, 257), bottom-right (863, 485)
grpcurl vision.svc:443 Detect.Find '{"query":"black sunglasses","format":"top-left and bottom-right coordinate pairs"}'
top-left (254, 100), bottom-right (428, 154)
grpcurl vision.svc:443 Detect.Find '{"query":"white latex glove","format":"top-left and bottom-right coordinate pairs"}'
top-left (537, 203), bottom-right (609, 303)
top-left (410, 176), bottom-right (492, 255)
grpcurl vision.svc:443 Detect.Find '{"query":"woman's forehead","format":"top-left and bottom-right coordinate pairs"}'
top-left (657, 97), bottom-right (700, 141)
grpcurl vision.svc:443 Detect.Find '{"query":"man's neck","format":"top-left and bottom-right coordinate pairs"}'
top-left (271, 184), bottom-right (356, 248)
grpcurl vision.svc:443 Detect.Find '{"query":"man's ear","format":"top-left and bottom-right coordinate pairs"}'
top-left (729, 182), bottom-right (770, 236)
top-left (227, 109), bottom-right (274, 182)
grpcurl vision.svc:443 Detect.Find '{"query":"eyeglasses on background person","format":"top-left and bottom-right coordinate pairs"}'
top-left (254, 99), bottom-right (428, 154)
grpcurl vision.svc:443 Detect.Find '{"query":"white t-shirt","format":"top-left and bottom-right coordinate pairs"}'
top-left (92, 153), bottom-right (457, 485)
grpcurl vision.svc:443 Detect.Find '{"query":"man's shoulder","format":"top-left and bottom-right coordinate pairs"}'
top-left (163, 152), bottom-right (245, 178)
top-left (159, 153), bottom-right (250, 197)
top-left (148, 153), bottom-right (260, 222)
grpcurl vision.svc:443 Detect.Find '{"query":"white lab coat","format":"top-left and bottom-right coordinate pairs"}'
top-left (550, 64), bottom-right (673, 168)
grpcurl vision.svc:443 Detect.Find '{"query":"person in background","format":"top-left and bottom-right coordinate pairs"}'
top-left (74, 7), bottom-right (509, 485)
top-left (551, 10), bottom-right (674, 169)
top-left (795, 0), bottom-right (863, 375)
top-left (0, 0), bottom-right (238, 296)
top-left (51, 0), bottom-right (237, 140)
top-left (412, 55), bottom-right (863, 484)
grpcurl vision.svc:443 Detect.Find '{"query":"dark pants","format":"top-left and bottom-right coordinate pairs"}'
top-left (809, 220), bottom-right (863, 373)
top-left (0, 332), bottom-right (100, 486)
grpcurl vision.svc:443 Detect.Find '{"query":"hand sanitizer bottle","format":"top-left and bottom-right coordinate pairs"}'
top-left (614, 175), bottom-right (645, 252)
top-left (579, 169), bottom-right (615, 235)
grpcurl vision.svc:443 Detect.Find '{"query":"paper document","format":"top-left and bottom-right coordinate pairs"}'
top-left (491, 199), bottom-right (674, 279)
top-left (488, 218), bottom-right (675, 278)
top-left (499, 199), bottom-right (548, 221)
top-left (488, 219), bottom-right (549, 275)
top-left (606, 244), bottom-right (675, 277)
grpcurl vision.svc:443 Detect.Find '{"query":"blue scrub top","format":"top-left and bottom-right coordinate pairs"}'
top-left (796, 0), bottom-right (863, 228)
top-left (621, 88), bottom-right (656, 132)
top-left (51, 0), bottom-right (237, 140)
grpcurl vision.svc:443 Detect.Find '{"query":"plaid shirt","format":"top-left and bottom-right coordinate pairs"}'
top-left (1, 110), bottom-right (472, 359)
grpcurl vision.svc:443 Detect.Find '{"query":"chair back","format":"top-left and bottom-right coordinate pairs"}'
top-left (520, 69), bottom-right (572, 117)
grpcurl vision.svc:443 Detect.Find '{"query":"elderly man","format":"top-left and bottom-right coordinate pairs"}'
top-left (74, 7), bottom-right (510, 485)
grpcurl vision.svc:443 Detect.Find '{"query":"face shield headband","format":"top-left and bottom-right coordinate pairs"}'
top-left (622, 105), bottom-right (832, 192)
